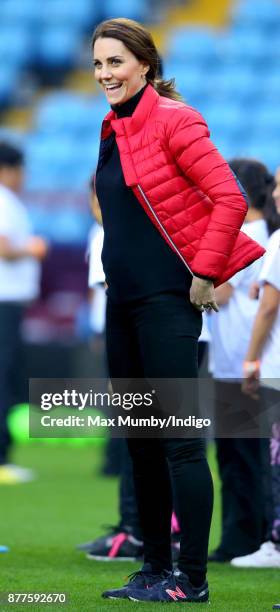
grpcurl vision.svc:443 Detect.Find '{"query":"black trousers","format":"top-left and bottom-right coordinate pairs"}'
top-left (106, 292), bottom-right (213, 584)
top-left (214, 380), bottom-right (272, 557)
top-left (0, 303), bottom-right (23, 464)
top-left (119, 341), bottom-right (208, 539)
top-left (119, 439), bottom-right (142, 538)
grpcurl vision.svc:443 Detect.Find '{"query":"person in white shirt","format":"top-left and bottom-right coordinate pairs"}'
top-left (209, 159), bottom-right (278, 562)
top-left (0, 142), bottom-right (47, 484)
top-left (88, 224), bottom-right (106, 334)
top-left (231, 169), bottom-right (280, 568)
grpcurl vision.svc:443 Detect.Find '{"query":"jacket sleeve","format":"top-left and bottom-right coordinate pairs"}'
top-left (166, 106), bottom-right (248, 280)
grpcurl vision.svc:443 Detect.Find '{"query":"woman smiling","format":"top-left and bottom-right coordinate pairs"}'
top-left (91, 17), bottom-right (265, 604)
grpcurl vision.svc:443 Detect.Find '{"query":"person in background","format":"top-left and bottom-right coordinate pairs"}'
top-left (209, 158), bottom-right (278, 562)
top-left (87, 182), bottom-right (124, 477)
top-left (0, 142), bottom-right (48, 484)
top-left (231, 167), bottom-right (280, 568)
top-left (91, 17), bottom-right (264, 604)
top-left (88, 181), bottom-right (107, 338)
top-left (198, 313), bottom-right (211, 371)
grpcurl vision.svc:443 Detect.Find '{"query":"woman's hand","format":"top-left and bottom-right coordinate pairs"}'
top-left (190, 276), bottom-right (219, 312)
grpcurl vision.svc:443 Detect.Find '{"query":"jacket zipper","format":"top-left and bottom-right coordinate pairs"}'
top-left (137, 184), bottom-right (194, 277)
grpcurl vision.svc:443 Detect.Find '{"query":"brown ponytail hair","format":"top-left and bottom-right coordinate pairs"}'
top-left (91, 18), bottom-right (182, 101)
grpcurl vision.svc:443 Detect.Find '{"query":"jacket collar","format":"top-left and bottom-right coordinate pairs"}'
top-left (101, 84), bottom-right (159, 139)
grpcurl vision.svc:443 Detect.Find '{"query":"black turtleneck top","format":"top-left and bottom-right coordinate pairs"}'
top-left (95, 86), bottom-right (192, 303)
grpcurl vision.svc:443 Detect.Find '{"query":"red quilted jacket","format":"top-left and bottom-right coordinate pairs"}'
top-left (100, 84), bottom-right (265, 286)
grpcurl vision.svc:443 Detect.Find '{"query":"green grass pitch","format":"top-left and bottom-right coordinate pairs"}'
top-left (0, 443), bottom-right (279, 611)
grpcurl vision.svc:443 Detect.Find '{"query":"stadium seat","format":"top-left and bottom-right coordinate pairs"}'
top-left (0, 127), bottom-right (25, 145)
top-left (0, 0), bottom-right (41, 28)
top-left (0, 27), bottom-right (32, 67)
top-left (92, 95), bottom-right (111, 118)
top-left (34, 96), bottom-right (101, 135)
top-left (164, 61), bottom-right (206, 90)
top-left (25, 203), bottom-right (91, 243)
top-left (25, 133), bottom-right (99, 190)
top-left (231, 0), bottom-right (280, 30)
top-left (210, 65), bottom-right (259, 105)
top-left (203, 103), bottom-right (245, 140)
top-left (37, 26), bottom-right (82, 69)
top-left (102, 0), bottom-right (150, 22)
top-left (259, 69), bottom-right (280, 105)
top-left (33, 90), bottom-right (115, 137)
top-left (25, 134), bottom-right (78, 161)
top-left (167, 27), bottom-right (219, 65)
top-left (34, 91), bottom-right (88, 107)
top-left (25, 135), bottom-right (78, 186)
top-left (244, 139), bottom-right (279, 172)
top-left (163, 62), bottom-right (210, 106)
top-left (24, 164), bottom-right (61, 190)
top-left (0, 67), bottom-right (19, 107)
top-left (249, 106), bottom-right (280, 141)
top-left (209, 136), bottom-right (241, 162)
top-left (43, 208), bottom-right (92, 243)
top-left (25, 206), bottom-right (54, 236)
top-left (41, 0), bottom-right (101, 31)
top-left (25, 163), bottom-right (79, 190)
top-left (218, 30), bottom-right (269, 66)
